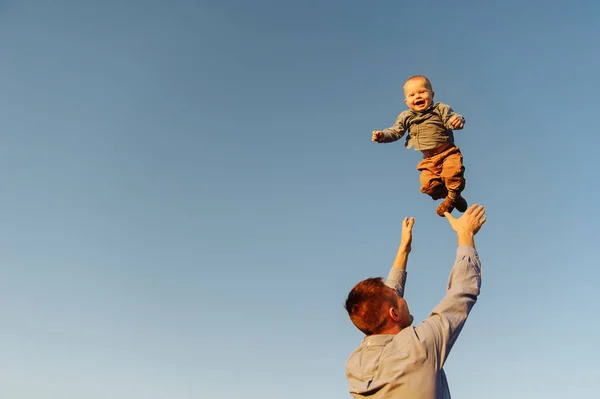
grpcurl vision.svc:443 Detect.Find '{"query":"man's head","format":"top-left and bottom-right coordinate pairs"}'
top-left (403, 75), bottom-right (434, 112)
top-left (345, 277), bottom-right (413, 336)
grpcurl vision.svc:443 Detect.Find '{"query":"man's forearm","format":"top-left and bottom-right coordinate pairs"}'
top-left (392, 244), bottom-right (410, 270)
top-left (385, 244), bottom-right (410, 298)
top-left (415, 245), bottom-right (482, 366)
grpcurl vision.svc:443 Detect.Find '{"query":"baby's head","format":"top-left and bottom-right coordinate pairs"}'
top-left (403, 75), bottom-right (434, 112)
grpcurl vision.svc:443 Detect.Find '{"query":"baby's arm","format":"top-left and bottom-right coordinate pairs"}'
top-left (438, 103), bottom-right (465, 130)
top-left (373, 111), bottom-right (409, 143)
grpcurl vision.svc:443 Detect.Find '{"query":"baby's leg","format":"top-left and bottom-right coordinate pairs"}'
top-left (416, 157), bottom-right (446, 200)
top-left (440, 149), bottom-right (467, 213)
top-left (440, 149), bottom-right (465, 194)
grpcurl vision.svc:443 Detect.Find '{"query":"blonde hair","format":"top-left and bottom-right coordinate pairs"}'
top-left (404, 75), bottom-right (433, 91)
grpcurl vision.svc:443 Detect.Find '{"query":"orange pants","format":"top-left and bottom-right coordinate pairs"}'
top-left (416, 145), bottom-right (465, 200)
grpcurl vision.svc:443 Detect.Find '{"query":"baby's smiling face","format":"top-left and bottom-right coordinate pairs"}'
top-left (404, 78), bottom-right (434, 112)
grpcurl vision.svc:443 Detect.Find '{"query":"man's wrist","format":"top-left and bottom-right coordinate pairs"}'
top-left (457, 231), bottom-right (475, 247)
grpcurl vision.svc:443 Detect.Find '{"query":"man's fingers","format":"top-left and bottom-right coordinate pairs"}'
top-left (470, 205), bottom-right (485, 221)
top-left (465, 204), bottom-right (479, 214)
top-left (474, 206), bottom-right (486, 219)
top-left (469, 204), bottom-right (481, 213)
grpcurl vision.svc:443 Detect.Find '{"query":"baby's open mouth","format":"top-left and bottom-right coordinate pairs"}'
top-left (414, 99), bottom-right (425, 106)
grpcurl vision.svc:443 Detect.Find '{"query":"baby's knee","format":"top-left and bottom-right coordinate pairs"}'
top-left (421, 181), bottom-right (447, 199)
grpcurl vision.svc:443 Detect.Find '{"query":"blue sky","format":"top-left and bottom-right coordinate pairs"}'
top-left (0, 1), bottom-right (598, 398)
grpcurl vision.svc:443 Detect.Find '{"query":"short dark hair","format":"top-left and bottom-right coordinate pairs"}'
top-left (344, 277), bottom-right (397, 335)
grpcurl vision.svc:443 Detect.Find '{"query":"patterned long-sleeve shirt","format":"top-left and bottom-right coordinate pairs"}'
top-left (379, 102), bottom-right (465, 151)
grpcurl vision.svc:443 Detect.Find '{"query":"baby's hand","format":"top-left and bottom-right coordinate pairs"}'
top-left (449, 116), bottom-right (465, 129)
top-left (372, 130), bottom-right (384, 142)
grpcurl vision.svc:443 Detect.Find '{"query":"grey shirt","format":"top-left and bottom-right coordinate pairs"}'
top-left (345, 246), bottom-right (482, 399)
top-left (380, 103), bottom-right (465, 151)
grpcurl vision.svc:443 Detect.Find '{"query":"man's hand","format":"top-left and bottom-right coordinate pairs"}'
top-left (448, 115), bottom-right (464, 129)
top-left (399, 217), bottom-right (414, 253)
top-left (372, 130), bottom-right (384, 142)
top-left (444, 204), bottom-right (486, 247)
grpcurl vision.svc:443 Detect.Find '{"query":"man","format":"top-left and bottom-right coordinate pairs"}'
top-left (345, 204), bottom-right (487, 398)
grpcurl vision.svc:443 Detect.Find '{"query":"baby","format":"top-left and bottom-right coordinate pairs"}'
top-left (372, 75), bottom-right (468, 216)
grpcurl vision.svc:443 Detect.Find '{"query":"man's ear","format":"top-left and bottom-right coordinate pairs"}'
top-left (388, 307), bottom-right (400, 322)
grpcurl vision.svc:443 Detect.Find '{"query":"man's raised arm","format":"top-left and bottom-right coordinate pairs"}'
top-left (415, 204), bottom-right (487, 368)
top-left (385, 217), bottom-right (414, 299)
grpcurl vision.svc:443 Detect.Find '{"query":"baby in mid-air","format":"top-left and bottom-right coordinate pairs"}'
top-left (372, 75), bottom-right (469, 216)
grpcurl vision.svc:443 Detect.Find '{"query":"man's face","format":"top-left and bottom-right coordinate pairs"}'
top-left (404, 78), bottom-right (434, 112)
